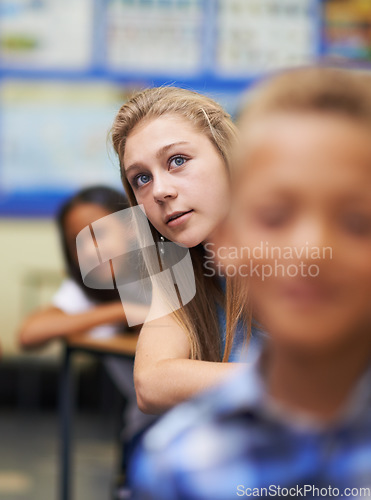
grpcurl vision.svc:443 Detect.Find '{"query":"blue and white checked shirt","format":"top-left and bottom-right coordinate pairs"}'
top-left (129, 356), bottom-right (371, 500)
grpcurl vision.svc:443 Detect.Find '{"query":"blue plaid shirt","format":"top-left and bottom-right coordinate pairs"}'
top-left (129, 357), bottom-right (371, 500)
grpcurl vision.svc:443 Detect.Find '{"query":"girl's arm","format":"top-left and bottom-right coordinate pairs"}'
top-left (19, 301), bottom-right (147, 349)
top-left (134, 310), bottom-right (239, 415)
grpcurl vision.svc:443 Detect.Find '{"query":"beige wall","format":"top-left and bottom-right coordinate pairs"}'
top-left (0, 218), bottom-right (65, 358)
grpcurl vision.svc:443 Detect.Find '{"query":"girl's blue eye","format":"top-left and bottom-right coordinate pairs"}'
top-left (136, 174), bottom-right (151, 187)
top-left (170, 156), bottom-right (187, 169)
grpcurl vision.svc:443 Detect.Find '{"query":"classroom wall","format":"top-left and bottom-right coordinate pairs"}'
top-left (0, 0), bottom-right (321, 218)
top-left (0, 218), bottom-right (64, 358)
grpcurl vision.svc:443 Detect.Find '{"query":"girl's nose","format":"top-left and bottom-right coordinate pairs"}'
top-left (291, 217), bottom-right (332, 261)
top-left (152, 174), bottom-right (178, 203)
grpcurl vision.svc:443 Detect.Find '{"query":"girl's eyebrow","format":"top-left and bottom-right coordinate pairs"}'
top-left (125, 141), bottom-right (191, 175)
top-left (125, 163), bottom-right (144, 176)
top-left (155, 141), bottom-right (190, 159)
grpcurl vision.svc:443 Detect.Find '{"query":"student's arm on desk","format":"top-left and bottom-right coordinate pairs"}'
top-left (134, 292), bottom-right (238, 415)
top-left (19, 302), bottom-right (147, 349)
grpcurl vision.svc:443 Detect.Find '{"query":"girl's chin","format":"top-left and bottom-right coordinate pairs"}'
top-left (161, 230), bottom-right (203, 249)
top-left (173, 236), bottom-right (203, 249)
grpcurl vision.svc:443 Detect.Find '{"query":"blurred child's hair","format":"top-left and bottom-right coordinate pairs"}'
top-left (57, 185), bottom-right (129, 303)
top-left (238, 66), bottom-right (371, 131)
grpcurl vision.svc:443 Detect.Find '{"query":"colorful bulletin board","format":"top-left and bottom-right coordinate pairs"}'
top-left (0, 0), bottom-right (321, 216)
top-left (323, 0), bottom-right (371, 62)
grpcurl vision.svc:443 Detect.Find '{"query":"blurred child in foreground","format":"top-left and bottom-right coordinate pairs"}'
top-left (128, 67), bottom-right (371, 499)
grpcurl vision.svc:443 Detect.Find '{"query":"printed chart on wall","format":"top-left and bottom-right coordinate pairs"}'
top-left (215, 0), bottom-right (317, 76)
top-left (0, 0), bottom-right (93, 70)
top-left (106, 0), bottom-right (204, 75)
top-left (0, 81), bottom-right (132, 206)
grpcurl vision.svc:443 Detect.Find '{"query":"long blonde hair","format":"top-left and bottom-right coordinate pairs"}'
top-left (111, 86), bottom-right (247, 362)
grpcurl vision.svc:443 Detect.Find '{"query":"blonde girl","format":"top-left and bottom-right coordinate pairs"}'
top-left (111, 87), bottom-right (253, 414)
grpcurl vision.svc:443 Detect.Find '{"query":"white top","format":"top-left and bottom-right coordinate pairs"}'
top-left (52, 278), bottom-right (117, 339)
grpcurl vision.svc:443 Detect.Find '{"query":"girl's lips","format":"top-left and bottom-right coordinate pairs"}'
top-left (166, 210), bottom-right (193, 228)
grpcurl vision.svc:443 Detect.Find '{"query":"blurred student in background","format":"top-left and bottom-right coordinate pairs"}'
top-left (19, 186), bottom-right (145, 346)
top-left (128, 67), bottom-right (371, 499)
top-left (111, 87), bottom-right (262, 416)
top-left (18, 185), bottom-right (151, 477)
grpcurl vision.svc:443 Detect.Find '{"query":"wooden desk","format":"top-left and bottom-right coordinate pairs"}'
top-left (59, 332), bottom-right (138, 500)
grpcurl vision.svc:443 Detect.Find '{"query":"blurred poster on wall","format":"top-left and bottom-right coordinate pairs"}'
top-left (0, 81), bottom-right (134, 193)
top-left (0, 0), bottom-right (93, 69)
top-left (106, 0), bottom-right (203, 75)
top-left (216, 0), bottom-right (316, 76)
top-left (324, 0), bottom-right (371, 61)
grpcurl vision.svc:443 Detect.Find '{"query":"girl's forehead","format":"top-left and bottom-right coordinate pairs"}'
top-left (124, 113), bottom-right (215, 165)
top-left (130, 112), bottom-right (197, 136)
top-left (66, 203), bottom-right (109, 223)
top-left (64, 203), bottom-right (110, 238)
top-left (236, 114), bottom-right (371, 198)
top-left (240, 112), bottom-right (371, 166)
